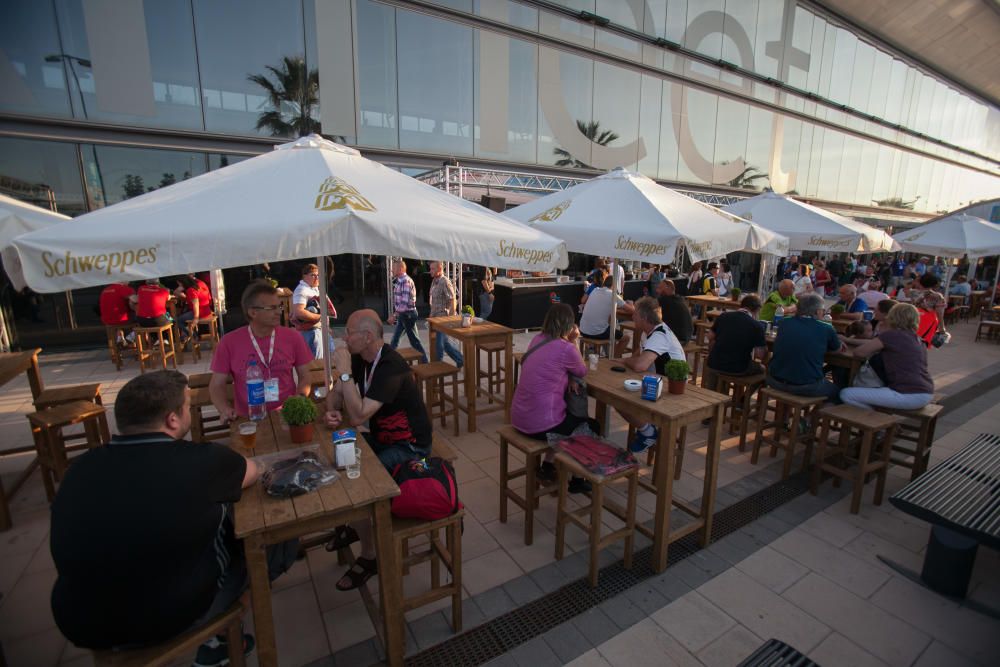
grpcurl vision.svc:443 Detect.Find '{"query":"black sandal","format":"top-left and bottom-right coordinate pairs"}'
top-left (335, 557), bottom-right (378, 591)
top-left (324, 524), bottom-right (360, 552)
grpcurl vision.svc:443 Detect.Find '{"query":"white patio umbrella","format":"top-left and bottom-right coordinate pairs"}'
top-left (892, 212), bottom-right (1000, 299)
top-left (0, 194), bottom-right (70, 290)
top-left (722, 190), bottom-right (898, 254)
top-left (506, 167), bottom-right (788, 356)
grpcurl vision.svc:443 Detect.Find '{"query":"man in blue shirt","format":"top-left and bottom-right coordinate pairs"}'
top-left (836, 284), bottom-right (869, 321)
top-left (766, 294), bottom-right (843, 401)
top-left (891, 256), bottom-right (906, 289)
top-left (914, 257), bottom-right (928, 276)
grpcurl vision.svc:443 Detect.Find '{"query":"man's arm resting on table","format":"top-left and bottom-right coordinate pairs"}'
top-left (209, 372), bottom-right (237, 423)
top-left (338, 375), bottom-right (383, 425)
top-left (242, 457), bottom-right (261, 488)
top-left (624, 349), bottom-right (656, 373)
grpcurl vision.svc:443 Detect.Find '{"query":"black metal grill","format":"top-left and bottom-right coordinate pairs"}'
top-left (405, 472), bottom-right (814, 666)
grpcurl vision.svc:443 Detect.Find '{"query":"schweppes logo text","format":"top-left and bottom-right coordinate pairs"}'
top-left (42, 247), bottom-right (158, 278)
top-left (808, 235), bottom-right (853, 248)
top-left (497, 240), bottom-right (553, 265)
top-left (687, 240), bottom-right (713, 256)
top-left (614, 235), bottom-right (668, 257)
top-left (314, 177), bottom-right (376, 212)
top-left (529, 200), bottom-right (571, 223)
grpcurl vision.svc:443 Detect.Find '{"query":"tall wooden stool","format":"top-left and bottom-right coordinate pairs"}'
top-left (397, 347), bottom-right (424, 367)
top-left (628, 423), bottom-right (688, 480)
top-left (135, 324), bottom-right (178, 372)
top-left (498, 425), bottom-right (560, 545)
top-left (751, 387), bottom-right (824, 479)
top-left (27, 401), bottom-right (109, 501)
top-left (413, 362), bottom-right (460, 436)
top-left (190, 386), bottom-right (231, 443)
top-left (683, 341), bottom-right (708, 385)
top-left (391, 510), bottom-right (464, 632)
top-left (105, 324), bottom-right (136, 371)
top-left (579, 337), bottom-right (610, 358)
top-left (93, 603), bottom-right (246, 667)
top-left (178, 314), bottom-right (220, 364)
top-left (476, 340), bottom-right (506, 404)
top-left (875, 402), bottom-right (943, 480)
top-left (554, 451), bottom-right (638, 587)
top-left (811, 404), bottom-right (899, 514)
top-left (709, 372), bottom-right (765, 451)
top-left (34, 382), bottom-right (110, 444)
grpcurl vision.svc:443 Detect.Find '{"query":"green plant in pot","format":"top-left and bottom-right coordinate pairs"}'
top-left (729, 288), bottom-right (741, 301)
top-left (267, 278), bottom-right (279, 289)
top-left (282, 395), bottom-right (318, 443)
top-left (461, 304), bottom-right (475, 327)
top-left (664, 359), bottom-right (691, 394)
top-left (829, 304), bottom-right (846, 317)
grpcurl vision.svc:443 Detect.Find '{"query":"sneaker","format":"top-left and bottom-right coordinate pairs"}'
top-left (536, 461), bottom-right (557, 482)
top-left (628, 426), bottom-right (658, 454)
top-left (193, 633), bottom-right (255, 667)
top-left (568, 476), bottom-right (592, 494)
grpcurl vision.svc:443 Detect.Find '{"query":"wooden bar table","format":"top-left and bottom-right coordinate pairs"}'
top-left (686, 295), bottom-right (741, 321)
top-left (426, 316), bottom-right (514, 432)
top-left (585, 359), bottom-right (729, 572)
top-left (0, 348), bottom-right (44, 531)
top-left (230, 412), bottom-right (403, 667)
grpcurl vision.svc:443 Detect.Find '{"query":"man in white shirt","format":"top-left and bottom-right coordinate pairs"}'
top-left (579, 275), bottom-right (633, 357)
top-left (291, 263), bottom-right (336, 358)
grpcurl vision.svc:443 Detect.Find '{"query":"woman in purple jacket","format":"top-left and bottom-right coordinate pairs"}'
top-left (512, 304), bottom-right (597, 493)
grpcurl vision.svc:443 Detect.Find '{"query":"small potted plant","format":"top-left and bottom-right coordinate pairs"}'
top-left (281, 395), bottom-right (318, 443)
top-left (266, 278), bottom-right (279, 289)
top-left (461, 304), bottom-right (474, 327)
top-left (829, 304), bottom-right (846, 318)
top-left (664, 359), bottom-right (691, 395)
top-left (729, 288), bottom-right (741, 301)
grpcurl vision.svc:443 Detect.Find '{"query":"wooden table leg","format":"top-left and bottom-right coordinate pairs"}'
top-left (244, 535), bottom-right (277, 667)
top-left (428, 323), bottom-right (441, 362)
top-left (26, 351), bottom-right (44, 402)
top-left (463, 337), bottom-right (477, 432)
top-left (503, 334), bottom-right (513, 421)
top-left (651, 419), bottom-right (679, 573)
top-left (373, 499), bottom-right (404, 667)
top-left (699, 404), bottom-right (724, 547)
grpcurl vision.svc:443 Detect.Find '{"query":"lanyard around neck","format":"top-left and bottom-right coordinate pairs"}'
top-left (363, 346), bottom-right (383, 396)
top-left (249, 327), bottom-right (275, 371)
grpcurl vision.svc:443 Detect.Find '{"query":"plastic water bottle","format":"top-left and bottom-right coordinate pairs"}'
top-left (773, 305), bottom-right (784, 329)
top-left (246, 360), bottom-right (266, 421)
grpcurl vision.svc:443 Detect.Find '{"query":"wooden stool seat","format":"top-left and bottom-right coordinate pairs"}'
top-left (93, 603), bottom-right (246, 667)
top-left (188, 372), bottom-right (213, 389)
top-left (498, 424), bottom-right (559, 545)
top-left (812, 404), bottom-right (900, 514)
top-left (554, 451), bottom-right (638, 587)
top-left (476, 340), bottom-right (507, 405)
top-left (190, 386), bottom-right (231, 442)
top-left (579, 337), bottom-right (610, 358)
top-left (179, 314), bottom-right (219, 364)
top-left (397, 347), bottom-right (424, 366)
top-left (105, 324), bottom-right (136, 371)
top-left (413, 362), bottom-right (460, 436)
top-left (876, 402), bottom-right (943, 480)
top-left (34, 382), bottom-right (102, 409)
top-left (134, 324), bottom-right (178, 372)
top-left (27, 400), bottom-right (110, 501)
top-left (752, 387), bottom-right (825, 479)
top-left (682, 341), bottom-right (708, 385)
top-left (711, 372), bottom-right (765, 451)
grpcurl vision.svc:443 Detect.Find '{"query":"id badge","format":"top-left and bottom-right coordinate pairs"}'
top-left (263, 378), bottom-right (280, 403)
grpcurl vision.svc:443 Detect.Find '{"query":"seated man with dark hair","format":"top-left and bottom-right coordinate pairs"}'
top-left (655, 278), bottom-right (693, 344)
top-left (702, 294), bottom-right (766, 392)
top-left (50, 370), bottom-right (297, 666)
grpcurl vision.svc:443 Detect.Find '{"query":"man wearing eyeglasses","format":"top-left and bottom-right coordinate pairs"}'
top-left (209, 281), bottom-right (314, 422)
top-left (291, 263), bottom-right (337, 358)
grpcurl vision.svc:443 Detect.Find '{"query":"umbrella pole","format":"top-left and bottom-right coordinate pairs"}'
top-left (609, 259), bottom-right (620, 360)
top-left (318, 256), bottom-right (333, 391)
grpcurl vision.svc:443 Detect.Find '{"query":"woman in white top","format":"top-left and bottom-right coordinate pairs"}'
top-left (687, 262), bottom-right (703, 294)
top-left (793, 263), bottom-right (814, 296)
top-left (717, 261), bottom-right (734, 297)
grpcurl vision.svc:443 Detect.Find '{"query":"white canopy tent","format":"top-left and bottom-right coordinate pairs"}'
top-left (6, 135), bottom-right (568, 379)
top-left (892, 213), bottom-right (1000, 299)
top-left (505, 168), bottom-right (789, 356)
top-left (722, 190), bottom-right (898, 255)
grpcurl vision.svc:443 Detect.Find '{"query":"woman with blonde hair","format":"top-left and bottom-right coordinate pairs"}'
top-left (839, 303), bottom-right (934, 410)
top-left (793, 263), bottom-right (814, 296)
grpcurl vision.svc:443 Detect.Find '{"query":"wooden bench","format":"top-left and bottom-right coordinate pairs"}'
top-left (883, 433), bottom-right (1000, 600)
top-left (498, 424), bottom-right (559, 546)
top-left (93, 603), bottom-right (246, 666)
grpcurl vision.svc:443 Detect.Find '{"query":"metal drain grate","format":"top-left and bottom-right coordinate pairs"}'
top-left (405, 472), bottom-right (812, 666)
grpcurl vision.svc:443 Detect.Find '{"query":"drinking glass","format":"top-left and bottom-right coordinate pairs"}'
top-left (346, 447), bottom-right (361, 479)
top-left (237, 421), bottom-right (257, 456)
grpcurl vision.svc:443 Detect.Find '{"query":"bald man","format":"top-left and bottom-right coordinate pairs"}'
top-left (835, 284), bottom-right (869, 321)
top-left (760, 279), bottom-right (799, 322)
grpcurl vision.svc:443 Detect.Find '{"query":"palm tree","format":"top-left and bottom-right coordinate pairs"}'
top-left (248, 56), bottom-right (321, 138)
top-left (553, 120), bottom-right (619, 169)
top-left (719, 164), bottom-right (769, 190)
top-left (873, 196), bottom-right (919, 210)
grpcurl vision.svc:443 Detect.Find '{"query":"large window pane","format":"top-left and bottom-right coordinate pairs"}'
top-left (713, 97), bottom-right (750, 184)
top-left (356, 0), bottom-right (398, 149)
top-left (83, 145), bottom-right (207, 208)
top-left (848, 42), bottom-right (874, 114)
top-left (636, 74), bottom-right (662, 177)
top-left (0, 138), bottom-right (85, 215)
top-left (0, 1), bottom-right (72, 118)
top-left (827, 28), bottom-right (857, 106)
top-left (397, 11), bottom-right (473, 155)
top-left (743, 107), bottom-right (774, 192)
top-left (538, 49), bottom-right (593, 168)
top-left (676, 86), bottom-right (719, 185)
top-left (684, 1), bottom-right (724, 60)
top-left (752, 0), bottom-right (783, 80)
top-left (474, 32), bottom-right (537, 163)
top-left (193, 0), bottom-right (307, 136)
top-left (657, 82), bottom-right (681, 182)
top-left (592, 62), bottom-right (641, 170)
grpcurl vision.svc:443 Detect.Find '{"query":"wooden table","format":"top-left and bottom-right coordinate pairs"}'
top-left (586, 359), bottom-right (729, 572)
top-left (231, 413), bottom-right (403, 667)
top-left (687, 295), bottom-right (741, 321)
top-left (426, 316), bottom-right (514, 432)
top-left (0, 349), bottom-right (43, 531)
top-left (970, 291), bottom-right (989, 317)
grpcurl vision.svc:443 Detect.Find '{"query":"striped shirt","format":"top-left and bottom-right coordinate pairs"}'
top-left (393, 273), bottom-right (417, 313)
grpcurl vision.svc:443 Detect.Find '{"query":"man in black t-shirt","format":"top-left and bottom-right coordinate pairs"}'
top-left (655, 278), bottom-right (693, 344)
top-left (702, 294), bottom-right (767, 392)
top-left (325, 308), bottom-right (432, 591)
top-left (49, 371), bottom-right (293, 665)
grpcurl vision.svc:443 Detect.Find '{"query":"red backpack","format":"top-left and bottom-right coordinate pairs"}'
top-left (917, 308), bottom-right (938, 348)
top-left (390, 457), bottom-right (462, 520)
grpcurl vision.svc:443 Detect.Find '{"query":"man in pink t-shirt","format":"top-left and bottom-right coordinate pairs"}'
top-left (209, 281), bottom-right (313, 420)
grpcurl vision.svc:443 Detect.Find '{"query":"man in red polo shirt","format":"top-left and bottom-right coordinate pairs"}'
top-left (100, 282), bottom-right (134, 326)
top-left (131, 280), bottom-right (171, 327)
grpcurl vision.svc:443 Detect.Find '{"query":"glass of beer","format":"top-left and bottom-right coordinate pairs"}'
top-left (238, 421), bottom-right (257, 456)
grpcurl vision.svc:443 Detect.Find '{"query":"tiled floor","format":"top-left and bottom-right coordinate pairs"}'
top-left (2, 319), bottom-right (999, 666)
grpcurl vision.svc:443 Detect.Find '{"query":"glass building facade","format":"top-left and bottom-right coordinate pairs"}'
top-left (2, 0), bottom-right (999, 218)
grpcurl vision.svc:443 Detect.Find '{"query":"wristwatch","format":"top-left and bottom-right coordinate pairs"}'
top-left (340, 373), bottom-right (352, 383)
